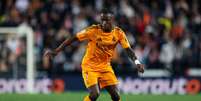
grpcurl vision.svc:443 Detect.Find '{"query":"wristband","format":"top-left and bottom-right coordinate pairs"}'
top-left (134, 60), bottom-right (141, 65)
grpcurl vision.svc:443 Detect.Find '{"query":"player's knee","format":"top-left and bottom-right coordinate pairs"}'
top-left (89, 91), bottom-right (100, 101)
top-left (111, 92), bottom-right (120, 101)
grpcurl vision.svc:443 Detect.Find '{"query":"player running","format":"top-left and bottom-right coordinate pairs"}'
top-left (44, 8), bottom-right (144, 101)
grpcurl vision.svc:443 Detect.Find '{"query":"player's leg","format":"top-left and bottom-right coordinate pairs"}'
top-left (84, 84), bottom-right (100, 101)
top-left (98, 69), bottom-right (120, 101)
top-left (82, 71), bottom-right (100, 101)
top-left (105, 85), bottom-right (120, 101)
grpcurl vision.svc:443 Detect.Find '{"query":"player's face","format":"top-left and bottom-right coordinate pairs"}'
top-left (100, 13), bottom-right (113, 32)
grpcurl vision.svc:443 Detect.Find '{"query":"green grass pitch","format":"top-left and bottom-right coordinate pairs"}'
top-left (0, 92), bottom-right (201, 101)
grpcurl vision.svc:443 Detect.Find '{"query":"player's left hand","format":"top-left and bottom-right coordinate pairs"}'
top-left (136, 64), bottom-right (144, 73)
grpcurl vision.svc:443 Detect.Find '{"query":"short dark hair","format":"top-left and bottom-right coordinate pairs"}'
top-left (100, 8), bottom-right (113, 15)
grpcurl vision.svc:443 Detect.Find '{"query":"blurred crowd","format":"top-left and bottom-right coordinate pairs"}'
top-left (0, 0), bottom-right (200, 77)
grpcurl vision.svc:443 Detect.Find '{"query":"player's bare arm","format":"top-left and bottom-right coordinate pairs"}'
top-left (125, 47), bottom-right (144, 73)
top-left (44, 36), bottom-right (78, 59)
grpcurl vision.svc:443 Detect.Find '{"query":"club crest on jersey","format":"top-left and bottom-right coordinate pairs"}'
top-left (112, 36), bottom-right (117, 42)
top-left (96, 38), bottom-right (102, 42)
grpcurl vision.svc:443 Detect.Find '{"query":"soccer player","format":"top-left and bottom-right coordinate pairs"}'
top-left (44, 8), bottom-right (144, 101)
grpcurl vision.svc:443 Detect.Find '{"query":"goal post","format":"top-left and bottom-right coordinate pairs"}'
top-left (0, 23), bottom-right (35, 93)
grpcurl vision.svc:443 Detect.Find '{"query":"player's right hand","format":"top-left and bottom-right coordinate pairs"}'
top-left (43, 50), bottom-right (57, 60)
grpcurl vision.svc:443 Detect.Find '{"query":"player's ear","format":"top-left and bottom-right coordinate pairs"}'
top-left (111, 15), bottom-right (115, 22)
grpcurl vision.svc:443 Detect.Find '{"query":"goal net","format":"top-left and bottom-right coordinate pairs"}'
top-left (0, 24), bottom-right (34, 93)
